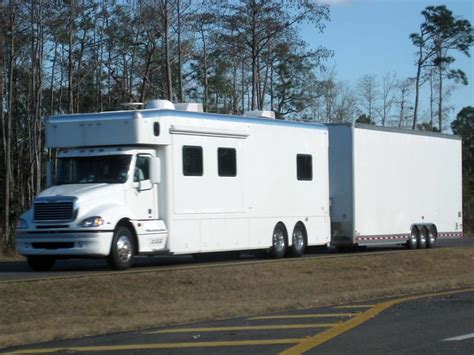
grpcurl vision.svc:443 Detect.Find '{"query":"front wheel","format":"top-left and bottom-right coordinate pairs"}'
top-left (107, 226), bottom-right (135, 270)
top-left (27, 256), bottom-right (56, 271)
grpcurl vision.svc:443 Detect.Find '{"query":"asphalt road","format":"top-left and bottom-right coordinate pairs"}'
top-left (4, 288), bottom-right (474, 354)
top-left (0, 237), bottom-right (473, 282)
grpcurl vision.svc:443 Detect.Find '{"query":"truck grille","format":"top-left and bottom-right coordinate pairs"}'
top-left (34, 201), bottom-right (75, 222)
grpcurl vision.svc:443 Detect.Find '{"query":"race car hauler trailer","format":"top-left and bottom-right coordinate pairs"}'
top-left (328, 123), bottom-right (463, 250)
top-left (15, 101), bottom-right (463, 270)
top-left (16, 100), bottom-right (331, 270)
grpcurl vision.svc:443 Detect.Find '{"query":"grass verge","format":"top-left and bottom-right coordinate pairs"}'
top-left (1, 247), bottom-right (474, 348)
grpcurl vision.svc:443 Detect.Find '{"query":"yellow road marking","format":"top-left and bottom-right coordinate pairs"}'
top-left (249, 313), bottom-right (360, 320)
top-left (147, 323), bottom-right (339, 334)
top-left (280, 287), bottom-right (474, 355)
top-left (9, 338), bottom-right (303, 354)
top-left (334, 305), bottom-right (374, 309)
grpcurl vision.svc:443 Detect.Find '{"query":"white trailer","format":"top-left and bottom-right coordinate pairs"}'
top-left (328, 123), bottom-right (463, 249)
top-left (16, 100), bottom-right (331, 270)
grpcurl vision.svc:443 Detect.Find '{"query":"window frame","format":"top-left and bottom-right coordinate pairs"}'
top-left (217, 147), bottom-right (237, 177)
top-left (182, 145), bottom-right (204, 176)
top-left (297, 154), bottom-right (313, 181)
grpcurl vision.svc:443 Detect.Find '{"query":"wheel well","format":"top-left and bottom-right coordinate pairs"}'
top-left (116, 218), bottom-right (139, 255)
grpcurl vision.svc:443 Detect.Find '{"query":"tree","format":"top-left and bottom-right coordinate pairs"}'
top-left (356, 74), bottom-right (378, 123)
top-left (410, 5), bottom-right (473, 131)
top-left (356, 114), bottom-right (373, 124)
top-left (451, 106), bottom-right (474, 233)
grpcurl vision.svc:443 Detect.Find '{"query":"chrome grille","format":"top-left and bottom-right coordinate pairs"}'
top-left (34, 201), bottom-right (74, 222)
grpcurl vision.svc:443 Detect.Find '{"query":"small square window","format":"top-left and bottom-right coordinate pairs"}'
top-left (218, 148), bottom-right (237, 177)
top-left (183, 146), bottom-right (203, 176)
top-left (297, 154), bottom-right (313, 181)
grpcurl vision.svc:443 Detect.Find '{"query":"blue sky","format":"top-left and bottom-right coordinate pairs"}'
top-left (301, 0), bottom-right (474, 124)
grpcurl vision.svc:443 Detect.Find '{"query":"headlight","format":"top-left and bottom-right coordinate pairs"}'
top-left (16, 218), bottom-right (28, 229)
top-left (81, 216), bottom-right (104, 227)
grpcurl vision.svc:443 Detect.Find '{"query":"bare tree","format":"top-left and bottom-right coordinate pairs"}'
top-left (356, 74), bottom-right (379, 123)
top-left (375, 72), bottom-right (397, 126)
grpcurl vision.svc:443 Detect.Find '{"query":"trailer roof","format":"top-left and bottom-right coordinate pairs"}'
top-left (326, 122), bottom-right (461, 141)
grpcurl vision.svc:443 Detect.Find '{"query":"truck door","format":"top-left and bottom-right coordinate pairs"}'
top-left (130, 154), bottom-right (157, 220)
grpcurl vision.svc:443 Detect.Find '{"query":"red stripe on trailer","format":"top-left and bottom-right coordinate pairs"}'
top-left (355, 234), bottom-right (410, 242)
top-left (438, 232), bottom-right (463, 239)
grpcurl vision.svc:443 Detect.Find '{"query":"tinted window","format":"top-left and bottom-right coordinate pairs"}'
top-left (297, 154), bottom-right (313, 181)
top-left (183, 146), bottom-right (203, 176)
top-left (56, 155), bottom-right (131, 184)
top-left (134, 156), bottom-right (150, 182)
top-left (218, 148), bottom-right (237, 177)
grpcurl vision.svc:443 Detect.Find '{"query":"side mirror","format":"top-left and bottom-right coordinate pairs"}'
top-left (46, 161), bottom-right (53, 187)
top-left (150, 157), bottom-right (161, 184)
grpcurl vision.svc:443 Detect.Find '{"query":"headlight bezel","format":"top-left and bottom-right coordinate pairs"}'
top-left (16, 218), bottom-right (28, 229)
top-left (81, 216), bottom-right (104, 228)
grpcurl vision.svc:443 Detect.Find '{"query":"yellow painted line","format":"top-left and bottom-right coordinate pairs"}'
top-left (9, 338), bottom-right (303, 353)
top-left (249, 313), bottom-right (360, 320)
top-left (146, 323), bottom-right (339, 334)
top-left (280, 287), bottom-right (474, 355)
top-left (335, 305), bottom-right (374, 309)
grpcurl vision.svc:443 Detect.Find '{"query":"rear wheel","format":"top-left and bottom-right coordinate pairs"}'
top-left (426, 225), bottom-right (437, 248)
top-left (270, 223), bottom-right (287, 259)
top-left (290, 223), bottom-right (307, 257)
top-left (418, 227), bottom-right (428, 249)
top-left (406, 227), bottom-right (418, 250)
top-left (107, 226), bottom-right (135, 270)
top-left (27, 256), bottom-right (55, 271)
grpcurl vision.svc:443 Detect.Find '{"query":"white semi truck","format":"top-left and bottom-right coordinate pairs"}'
top-left (15, 100), bottom-right (463, 270)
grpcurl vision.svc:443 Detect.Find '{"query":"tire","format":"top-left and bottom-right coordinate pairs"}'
top-left (290, 223), bottom-right (307, 257)
top-left (270, 223), bottom-right (287, 259)
top-left (27, 256), bottom-right (55, 271)
top-left (426, 225), bottom-right (437, 248)
top-left (107, 226), bottom-right (135, 270)
top-left (418, 226), bottom-right (428, 249)
top-left (406, 227), bottom-right (418, 250)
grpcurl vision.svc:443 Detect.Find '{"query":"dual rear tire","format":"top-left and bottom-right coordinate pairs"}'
top-left (270, 222), bottom-right (307, 258)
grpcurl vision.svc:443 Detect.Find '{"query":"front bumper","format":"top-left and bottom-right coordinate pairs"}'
top-left (16, 230), bottom-right (114, 257)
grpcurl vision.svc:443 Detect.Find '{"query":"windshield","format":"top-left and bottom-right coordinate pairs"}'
top-left (56, 155), bottom-right (132, 184)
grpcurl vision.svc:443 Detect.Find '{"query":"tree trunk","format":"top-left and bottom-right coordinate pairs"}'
top-left (412, 37), bottom-right (424, 130)
top-left (176, 0), bottom-right (184, 102)
top-left (68, 1), bottom-right (74, 113)
top-left (163, 0), bottom-right (173, 101)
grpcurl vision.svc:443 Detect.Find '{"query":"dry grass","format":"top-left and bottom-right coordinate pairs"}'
top-left (1, 247), bottom-right (474, 348)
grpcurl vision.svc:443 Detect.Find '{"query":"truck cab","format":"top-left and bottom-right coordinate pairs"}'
top-left (16, 102), bottom-right (168, 271)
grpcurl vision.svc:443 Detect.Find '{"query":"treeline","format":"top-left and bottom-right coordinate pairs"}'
top-left (0, 1), bottom-right (472, 252)
top-left (0, 0), bottom-right (333, 251)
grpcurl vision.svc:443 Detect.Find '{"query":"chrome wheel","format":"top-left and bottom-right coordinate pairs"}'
top-left (108, 226), bottom-right (135, 270)
top-left (406, 227), bottom-right (418, 250)
top-left (427, 226), bottom-right (437, 248)
top-left (418, 227), bottom-right (428, 249)
top-left (291, 223), bottom-right (306, 257)
top-left (271, 224), bottom-right (287, 258)
top-left (117, 235), bottom-right (133, 263)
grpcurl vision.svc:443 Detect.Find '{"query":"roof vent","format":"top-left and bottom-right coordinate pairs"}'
top-left (174, 103), bottom-right (204, 113)
top-left (145, 99), bottom-right (175, 110)
top-left (244, 110), bottom-right (276, 119)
